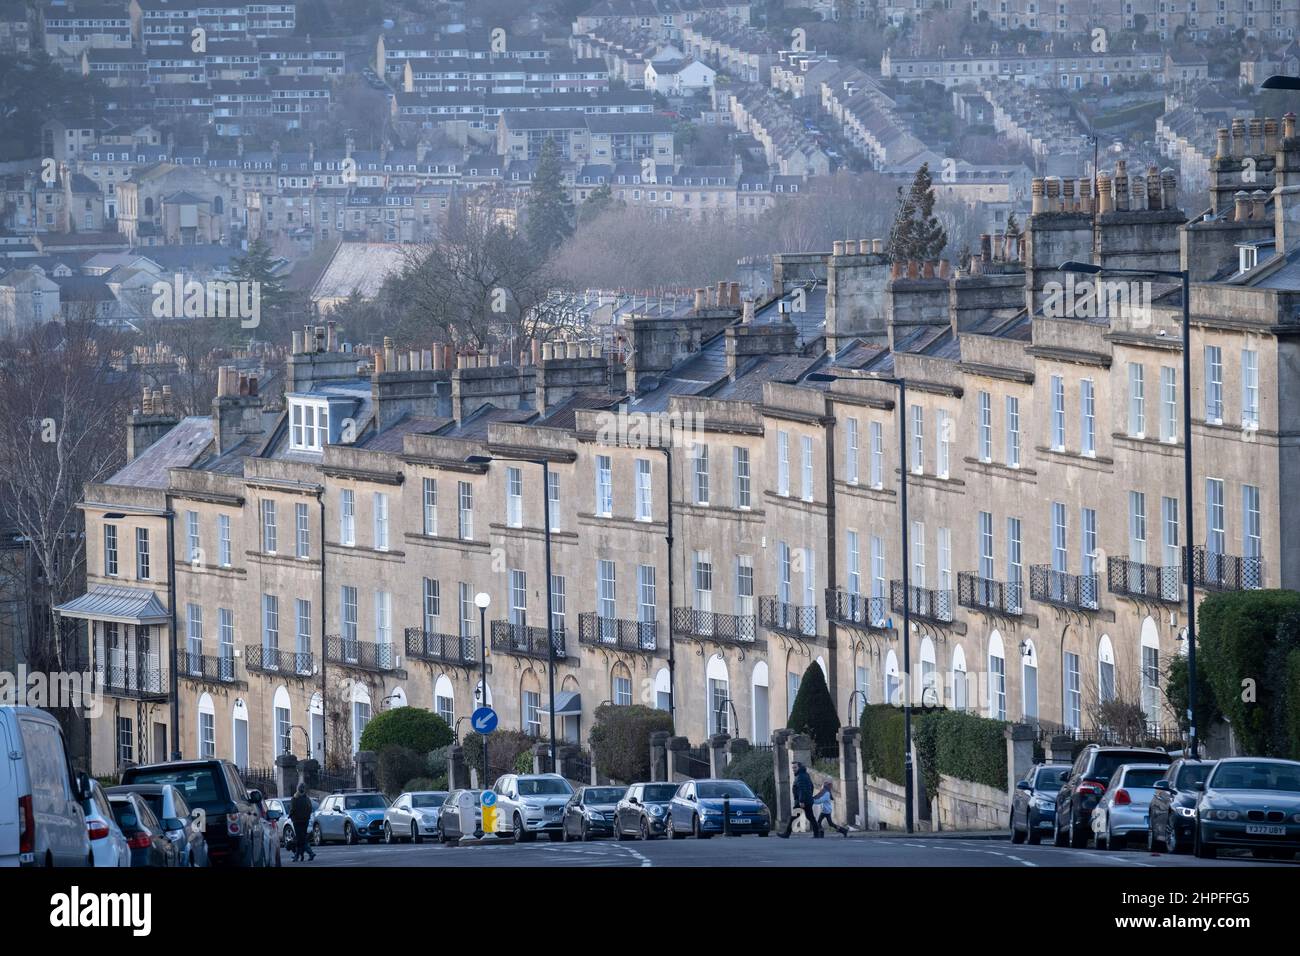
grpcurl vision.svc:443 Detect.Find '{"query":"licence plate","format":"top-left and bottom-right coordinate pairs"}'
top-left (1246, 824), bottom-right (1286, 836)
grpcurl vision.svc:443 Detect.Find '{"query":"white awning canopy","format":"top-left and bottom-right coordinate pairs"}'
top-left (55, 584), bottom-right (170, 625)
top-left (536, 691), bottom-right (581, 716)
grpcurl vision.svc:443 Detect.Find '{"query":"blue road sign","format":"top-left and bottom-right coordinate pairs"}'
top-left (481, 791), bottom-right (497, 807)
top-left (471, 706), bottom-right (499, 734)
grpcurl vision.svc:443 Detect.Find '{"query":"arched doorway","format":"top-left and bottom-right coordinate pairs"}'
top-left (198, 693), bottom-right (215, 759)
top-left (987, 631), bottom-right (1006, 720)
top-left (433, 675), bottom-right (454, 727)
top-left (232, 698), bottom-right (249, 770)
top-left (1021, 640), bottom-right (1038, 720)
top-left (272, 686), bottom-right (292, 757)
top-left (751, 661), bottom-right (770, 742)
top-left (950, 645), bottom-right (969, 712)
top-left (706, 654), bottom-right (730, 735)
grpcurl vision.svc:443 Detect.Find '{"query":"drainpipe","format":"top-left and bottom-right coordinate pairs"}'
top-left (822, 408), bottom-right (838, 707)
top-left (165, 494), bottom-right (179, 760)
top-left (318, 488), bottom-right (327, 766)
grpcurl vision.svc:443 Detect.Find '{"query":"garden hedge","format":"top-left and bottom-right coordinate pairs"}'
top-left (723, 748), bottom-right (776, 810)
top-left (358, 706), bottom-right (453, 755)
top-left (588, 704), bottom-right (673, 784)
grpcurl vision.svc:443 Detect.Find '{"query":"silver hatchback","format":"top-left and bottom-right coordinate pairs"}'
top-left (1091, 763), bottom-right (1170, 850)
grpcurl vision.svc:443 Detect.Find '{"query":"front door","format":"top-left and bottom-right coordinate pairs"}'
top-left (153, 722), bottom-right (168, 763)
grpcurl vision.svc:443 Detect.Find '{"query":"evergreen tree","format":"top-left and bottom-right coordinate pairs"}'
top-left (887, 162), bottom-right (948, 262)
top-left (229, 238), bottom-right (293, 340)
top-left (787, 662), bottom-right (840, 757)
top-left (577, 181), bottom-right (618, 226)
top-left (1005, 211), bottom-right (1020, 238)
top-left (525, 137), bottom-right (574, 256)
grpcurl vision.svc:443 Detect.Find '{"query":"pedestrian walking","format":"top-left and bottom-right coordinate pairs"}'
top-left (779, 761), bottom-right (821, 838)
top-left (289, 783), bottom-right (315, 862)
top-left (814, 781), bottom-right (849, 836)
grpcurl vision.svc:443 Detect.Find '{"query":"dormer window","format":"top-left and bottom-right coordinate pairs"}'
top-left (1240, 245), bottom-right (1259, 273)
top-left (290, 398), bottom-right (330, 451)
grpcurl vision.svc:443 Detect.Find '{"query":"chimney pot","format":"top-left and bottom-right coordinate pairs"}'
top-left (1234, 190), bottom-right (1251, 222)
top-left (1265, 117), bottom-right (1280, 153)
top-left (1215, 126), bottom-right (1230, 159)
top-left (1232, 117), bottom-right (1247, 157)
top-left (1286, 112), bottom-right (1297, 141)
top-left (872, 238), bottom-right (884, 254)
top-left (832, 240), bottom-right (845, 255)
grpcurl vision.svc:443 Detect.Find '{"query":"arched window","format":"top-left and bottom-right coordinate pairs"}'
top-left (350, 682), bottom-right (371, 754)
top-left (706, 654), bottom-right (729, 735)
top-left (919, 637), bottom-right (938, 706)
top-left (751, 661), bottom-right (770, 742)
top-left (1098, 634), bottom-right (1116, 703)
top-left (387, 687), bottom-right (407, 710)
top-left (232, 698), bottom-right (249, 770)
top-left (213, 195), bottom-right (224, 214)
top-left (433, 674), bottom-right (454, 726)
top-left (653, 667), bottom-right (671, 711)
top-left (987, 631), bottom-right (1007, 720)
top-left (611, 662), bottom-right (633, 707)
top-left (1140, 618), bottom-right (1161, 731)
top-left (273, 686), bottom-right (292, 756)
top-left (198, 693), bottom-right (216, 758)
top-left (1021, 640), bottom-right (1038, 720)
top-left (884, 649), bottom-right (900, 706)
top-left (519, 669), bottom-right (542, 737)
top-left (951, 645), bottom-right (968, 711)
top-left (144, 196), bottom-right (154, 217)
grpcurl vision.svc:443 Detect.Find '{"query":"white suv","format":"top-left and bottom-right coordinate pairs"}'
top-left (492, 773), bottom-right (574, 842)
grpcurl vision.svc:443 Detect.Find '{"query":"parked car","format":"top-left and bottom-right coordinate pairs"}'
top-left (561, 786), bottom-right (626, 841)
top-left (81, 779), bottom-right (130, 868)
top-left (1091, 763), bottom-right (1169, 850)
top-left (667, 779), bottom-right (771, 838)
top-left (0, 705), bottom-right (92, 867)
top-left (614, 782), bottom-right (680, 840)
top-left (119, 759), bottom-right (266, 867)
top-left (107, 791), bottom-right (178, 868)
top-left (108, 784), bottom-right (208, 867)
top-left (385, 791), bottom-right (448, 844)
top-left (436, 789), bottom-right (482, 843)
top-left (313, 790), bottom-right (388, 845)
top-left (1053, 745), bottom-right (1172, 848)
top-left (266, 796), bottom-right (317, 849)
top-left (1010, 763), bottom-right (1069, 844)
top-left (1148, 758), bottom-right (1216, 854)
top-left (1194, 757), bottom-right (1300, 860)
top-left (492, 773), bottom-right (574, 842)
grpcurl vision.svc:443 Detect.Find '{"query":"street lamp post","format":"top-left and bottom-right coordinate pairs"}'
top-left (1058, 260), bottom-right (1198, 758)
top-left (475, 591), bottom-right (490, 779)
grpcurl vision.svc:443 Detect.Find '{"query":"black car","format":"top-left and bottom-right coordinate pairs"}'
top-left (614, 782), bottom-right (680, 840)
top-left (120, 759), bottom-right (266, 867)
top-left (1148, 758), bottom-right (1216, 854)
top-left (1010, 764), bottom-right (1069, 845)
top-left (561, 786), bottom-right (626, 841)
top-left (108, 783), bottom-right (208, 867)
top-left (1053, 745), bottom-right (1172, 848)
top-left (1194, 757), bottom-right (1300, 860)
top-left (107, 791), bottom-right (178, 868)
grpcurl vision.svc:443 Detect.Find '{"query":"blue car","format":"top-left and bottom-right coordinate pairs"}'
top-left (312, 790), bottom-right (388, 845)
top-left (666, 779), bottom-right (770, 839)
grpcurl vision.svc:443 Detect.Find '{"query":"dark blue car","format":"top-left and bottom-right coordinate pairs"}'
top-left (667, 779), bottom-right (770, 839)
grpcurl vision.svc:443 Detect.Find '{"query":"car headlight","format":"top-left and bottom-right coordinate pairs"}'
top-left (1293, 812), bottom-right (1300, 823)
top-left (649, 805), bottom-right (664, 817)
top-left (1035, 798), bottom-right (1055, 811)
top-left (1175, 806), bottom-right (1196, 817)
top-left (702, 808), bottom-right (721, 817)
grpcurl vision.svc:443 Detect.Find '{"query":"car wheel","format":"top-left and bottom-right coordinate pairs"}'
top-left (640, 819), bottom-right (650, 841)
top-left (580, 821), bottom-right (590, 842)
top-left (1193, 828), bottom-right (1216, 859)
top-left (547, 831), bottom-right (563, 842)
top-left (412, 822), bottom-right (422, 845)
top-left (669, 815), bottom-right (686, 840)
top-left (693, 815), bottom-right (710, 840)
top-left (1107, 829), bottom-right (1125, 851)
top-left (1068, 816), bottom-right (1089, 849)
top-left (344, 822), bottom-right (356, 846)
top-left (512, 814), bottom-right (525, 843)
top-left (1052, 815), bottom-right (1068, 848)
top-left (1027, 825), bottom-right (1042, 846)
top-left (1010, 812), bottom-right (1026, 844)
top-left (383, 823), bottom-right (394, 845)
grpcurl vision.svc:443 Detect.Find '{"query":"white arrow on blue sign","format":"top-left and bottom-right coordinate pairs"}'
top-left (481, 791), bottom-right (497, 807)
top-left (471, 706), bottom-right (498, 734)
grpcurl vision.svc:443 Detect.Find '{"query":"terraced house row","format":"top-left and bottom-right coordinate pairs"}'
top-left (60, 123), bottom-right (1300, 776)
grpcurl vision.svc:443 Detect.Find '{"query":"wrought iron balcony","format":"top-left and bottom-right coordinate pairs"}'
top-left (670, 607), bottom-right (757, 645)
top-left (177, 650), bottom-right (239, 683)
top-left (490, 620), bottom-right (567, 660)
top-left (890, 581), bottom-right (954, 624)
top-left (94, 655), bottom-right (167, 700)
top-left (1186, 547), bottom-right (1263, 592)
top-left (1030, 566), bottom-right (1100, 611)
top-left (325, 636), bottom-right (398, 672)
top-left (826, 588), bottom-right (889, 630)
top-left (758, 596), bottom-right (818, 638)
top-left (577, 612), bottom-right (657, 652)
top-left (957, 572), bottom-right (1024, 615)
top-left (404, 628), bottom-right (476, 666)
top-left (1107, 557), bottom-right (1181, 603)
top-left (244, 644), bottom-right (315, 677)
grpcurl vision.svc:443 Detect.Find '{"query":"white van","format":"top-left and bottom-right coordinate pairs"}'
top-left (0, 706), bottom-right (92, 867)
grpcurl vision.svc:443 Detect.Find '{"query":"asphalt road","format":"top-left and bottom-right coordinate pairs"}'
top-left (299, 834), bottom-right (1297, 868)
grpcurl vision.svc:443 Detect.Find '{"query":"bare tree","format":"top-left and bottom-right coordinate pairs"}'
top-left (1082, 668), bottom-right (1152, 744)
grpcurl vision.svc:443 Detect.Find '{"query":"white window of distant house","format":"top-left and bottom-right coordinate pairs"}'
top-left (373, 493), bottom-right (389, 550)
top-left (352, 689), bottom-right (371, 754)
top-left (856, 665), bottom-right (870, 715)
top-left (1080, 378), bottom-right (1095, 456)
top-left (1129, 491), bottom-right (1147, 564)
top-left (550, 575), bottom-right (566, 636)
top-left (458, 583), bottom-right (472, 641)
top-left (847, 530), bottom-right (861, 596)
top-left (1241, 348), bottom-right (1259, 427)
top-left (375, 590), bottom-right (392, 648)
top-left (1160, 366), bottom-right (1177, 442)
top-left (787, 670), bottom-right (800, 717)
top-left (422, 578), bottom-right (440, 633)
top-left (978, 391), bottom-right (992, 461)
top-left (217, 514), bottom-right (231, 567)
top-left (218, 609), bottom-right (234, 670)
top-left (735, 556), bottom-right (753, 618)
top-left (1005, 395), bottom-right (1021, 467)
top-left (845, 417), bottom-right (859, 484)
top-left (638, 565), bottom-right (657, 638)
top-left (869, 421), bottom-right (884, 488)
top-left (262, 593), bottom-right (279, 651)
top-left (1204, 345), bottom-right (1223, 422)
top-left (295, 599), bottom-right (310, 663)
top-left (547, 471), bottom-right (560, 532)
top-left (635, 458), bottom-right (652, 520)
top-left (707, 655), bottom-right (729, 734)
top-left (506, 467), bottom-right (523, 528)
top-left (295, 502), bottom-right (309, 558)
top-left (911, 520), bottom-right (926, 588)
top-left (1064, 651), bottom-right (1081, 730)
top-left (870, 535), bottom-right (886, 611)
top-left (733, 447), bottom-right (751, 508)
top-left (289, 399), bottom-right (328, 451)
top-left (693, 551), bottom-right (713, 614)
top-left (978, 511), bottom-right (994, 582)
top-left (186, 603), bottom-right (203, 662)
top-left (937, 527), bottom-right (951, 594)
top-left (910, 405), bottom-right (923, 473)
top-left (187, 510), bottom-right (200, 562)
top-left (1020, 641), bottom-right (1037, 719)
top-left (597, 559), bottom-right (617, 638)
top-left (1098, 635), bottom-right (1116, 703)
top-left (614, 673), bottom-right (632, 706)
top-left (200, 703), bottom-right (215, 759)
top-left (693, 443), bottom-right (710, 505)
top-left (422, 478), bottom-right (437, 535)
top-left (1006, 516), bottom-right (1023, 611)
top-left (435, 676), bottom-right (454, 726)
top-left (1082, 507), bottom-right (1098, 593)
top-left (523, 690), bottom-right (541, 736)
top-left (988, 631), bottom-right (1006, 720)
top-left (1051, 502), bottom-right (1068, 574)
top-left (341, 586), bottom-right (358, 643)
top-left (884, 650), bottom-right (900, 706)
top-left (1050, 375), bottom-right (1065, 450)
top-left (136, 527), bottom-right (150, 580)
top-left (1206, 477), bottom-right (1225, 555)
top-left (776, 430), bottom-right (790, 495)
top-left (595, 455), bottom-right (613, 516)
top-left (935, 409), bottom-right (950, 478)
top-left (1161, 494), bottom-right (1180, 586)
top-left (1128, 363), bottom-right (1145, 437)
top-left (340, 489), bottom-right (355, 546)
top-left (1242, 483), bottom-right (1262, 570)
top-left (801, 548), bottom-right (817, 632)
top-left (457, 481), bottom-right (473, 540)
top-left (800, 435), bottom-right (814, 500)
top-left (261, 500), bottom-right (277, 553)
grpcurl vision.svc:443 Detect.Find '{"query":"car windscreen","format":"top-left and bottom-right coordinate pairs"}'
top-left (110, 802), bottom-right (141, 831)
top-left (1119, 768), bottom-right (1166, 788)
top-left (1176, 763), bottom-right (1214, 789)
top-left (123, 767), bottom-right (227, 812)
top-left (1092, 752), bottom-right (1170, 784)
top-left (411, 793), bottom-right (448, 808)
top-left (344, 795), bottom-right (386, 810)
top-left (1210, 761), bottom-right (1300, 792)
top-left (642, 785), bottom-right (679, 802)
top-left (1034, 768), bottom-right (1068, 790)
top-left (517, 779), bottom-right (572, 796)
top-left (584, 788), bottom-right (625, 804)
top-left (697, 782), bottom-right (755, 800)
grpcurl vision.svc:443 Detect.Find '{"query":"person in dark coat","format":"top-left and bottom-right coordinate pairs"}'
top-left (289, 783), bottom-right (315, 861)
top-left (779, 762), bottom-right (822, 838)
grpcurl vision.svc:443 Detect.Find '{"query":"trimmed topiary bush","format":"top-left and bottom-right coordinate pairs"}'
top-left (859, 703), bottom-right (905, 786)
top-left (787, 662), bottom-right (840, 756)
top-left (589, 704), bottom-right (674, 784)
top-left (377, 745), bottom-right (428, 797)
top-left (723, 748), bottom-right (775, 810)
top-left (359, 706), bottom-right (453, 755)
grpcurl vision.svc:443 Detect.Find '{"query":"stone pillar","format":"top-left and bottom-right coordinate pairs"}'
top-left (1005, 724), bottom-right (1035, 797)
top-left (772, 729), bottom-right (793, 826)
top-left (666, 736), bottom-right (689, 782)
top-left (707, 733), bottom-right (731, 778)
top-left (725, 738), bottom-right (750, 766)
top-left (1048, 734), bottom-right (1075, 765)
top-left (531, 743), bottom-right (549, 775)
top-left (447, 745), bottom-right (467, 792)
top-left (557, 745), bottom-right (579, 782)
top-left (649, 730), bottom-right (670, 782)
top-left (274, 753), bottom-right (297, 798)
top-left (298, 758), bottom-right (320, 794)
top-left (837, 726), bottom-right (861, 830)
top-left (355, 751), bottom-right (377, 790)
